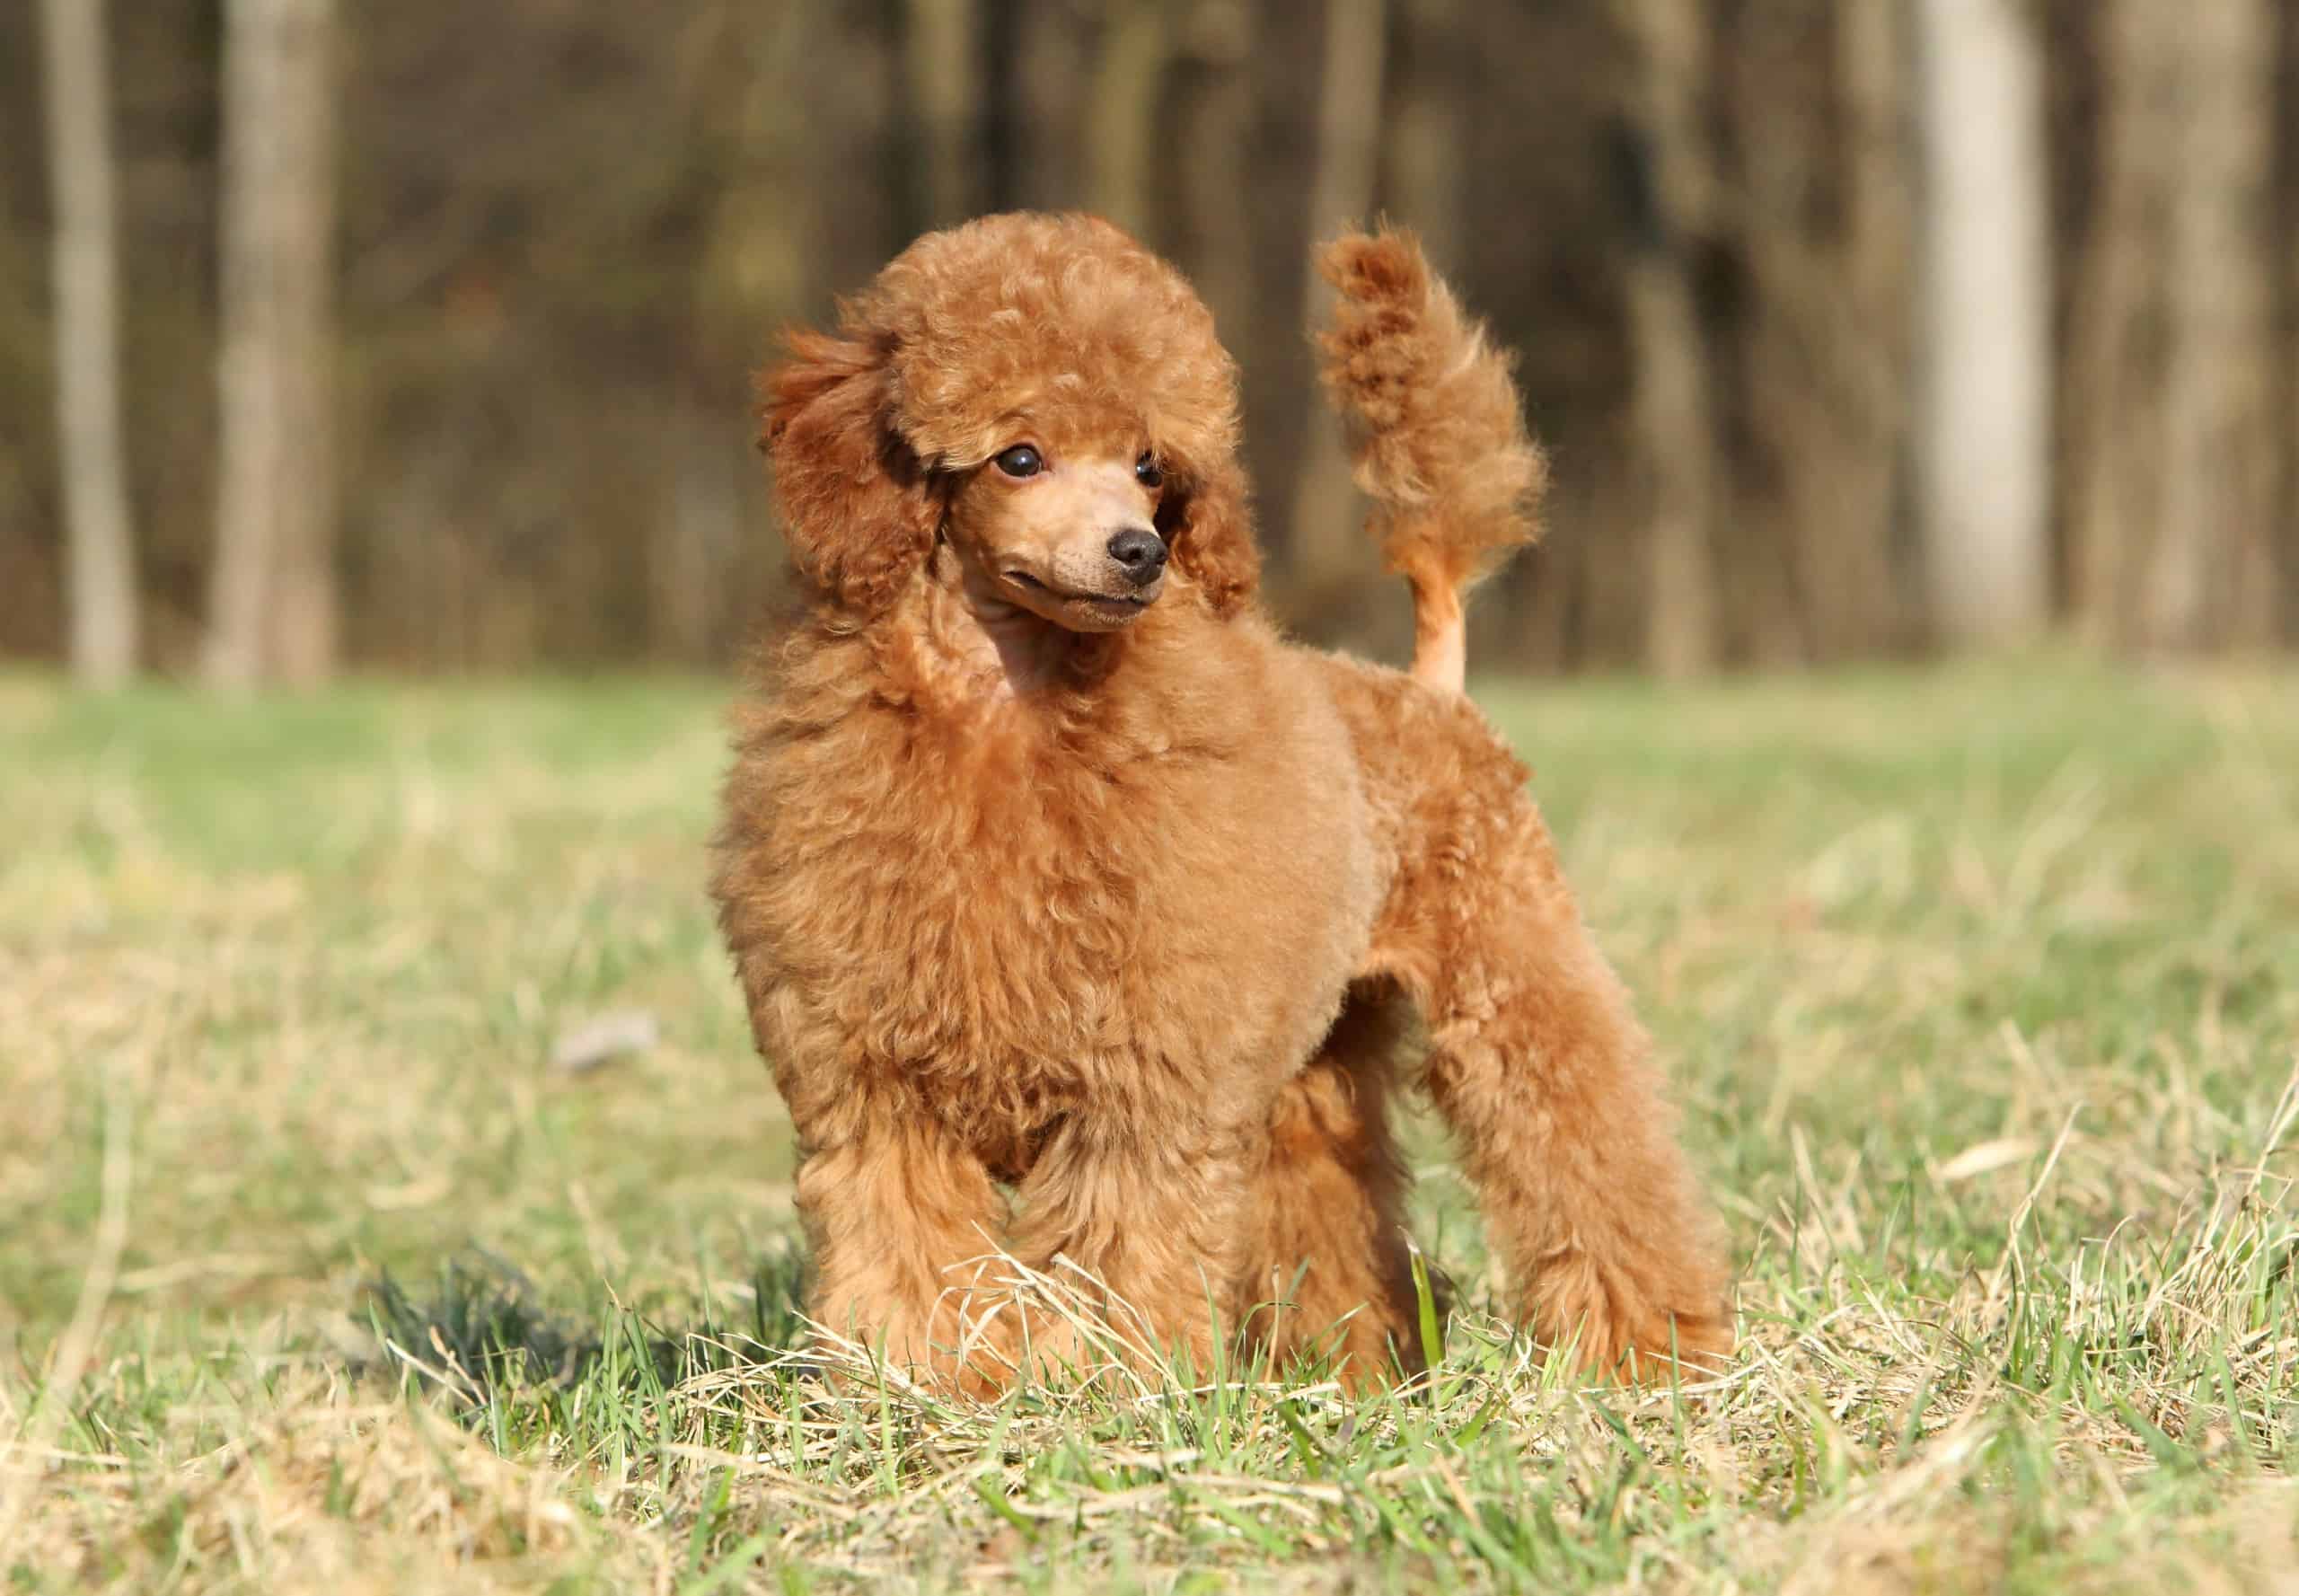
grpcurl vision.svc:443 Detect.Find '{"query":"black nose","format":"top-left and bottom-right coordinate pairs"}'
top-left (1106, 526), bottom-right (1167, 586)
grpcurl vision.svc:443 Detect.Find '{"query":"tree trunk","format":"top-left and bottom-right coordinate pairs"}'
top-left (1713, 0), bottom-right (1834, 666)
top-left (2286, 1), bottom-right (2299, 648)
top-left (1289, 0), bottom-right (1387, 613)
top-left (1387, 0), bottom-right (1467, 269)
top-left (1172, 1), bottom-right (1255, 336)
top-left (2065, 0), bottom-right (2278, 653)
top-left (903, 0), bottom-right (981, 227)
top-left (683, 0), bottom-right (822, 651)
top-left (1085, 0), bottom-right (1175, 235)
top-left (207, 0), bottom-right (339, 689)
top-left (2062, 0), bottom-right (2171, 644)
top-left (1003, 1), bottom-right (1093, 214)
top-left (2146, 0), bottom-right (2277, 651)
top-left (1913, 0), bottom-right (2049, 644)
top-left (1830, 0), bottom-right (1916, 647)
top-left (651, 399), bottom-right (742, 665)
top-left (40, 0), bottom-right (138, 686)
top-left (1615, 0), bottom-right (1719, 678)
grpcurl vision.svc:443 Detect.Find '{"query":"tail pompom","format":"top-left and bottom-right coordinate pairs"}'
top-left (1316, 228), bottom-right (1546, 687)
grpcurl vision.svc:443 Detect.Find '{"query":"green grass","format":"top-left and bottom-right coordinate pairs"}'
top-left (2, 655), bottom-right (2295, 1592)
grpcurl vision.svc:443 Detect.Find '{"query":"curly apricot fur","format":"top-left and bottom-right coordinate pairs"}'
top-left (714, 214), bottom-right (1731, 1395)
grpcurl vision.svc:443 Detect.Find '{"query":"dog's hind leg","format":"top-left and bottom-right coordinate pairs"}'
top-left (1370, 790), bottom-right (1733, 1382)
top-left (1235, 984), bottom-right (1424, 1389)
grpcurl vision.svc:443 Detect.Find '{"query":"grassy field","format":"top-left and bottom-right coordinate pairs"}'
top-left (2, 657), bottom-right (2295, 1592)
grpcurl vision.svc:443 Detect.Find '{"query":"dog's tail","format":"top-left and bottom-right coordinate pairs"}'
top-left (1315, 227), bottom-right (1547, 693)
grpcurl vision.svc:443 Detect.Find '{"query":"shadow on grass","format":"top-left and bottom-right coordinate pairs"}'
top-left (357, 1249), bottom-right (811, 1424)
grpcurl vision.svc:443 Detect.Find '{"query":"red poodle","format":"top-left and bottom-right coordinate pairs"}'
top-left (712, 213), bottom-right (1731, 1392)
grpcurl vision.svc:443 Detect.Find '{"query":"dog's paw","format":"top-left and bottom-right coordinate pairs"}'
top-left (1529, 1262), bottom-right (1734, 1384)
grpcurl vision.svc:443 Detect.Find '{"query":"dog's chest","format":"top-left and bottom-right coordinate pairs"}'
top-left (740, 702), bottom-right (1378, 1142)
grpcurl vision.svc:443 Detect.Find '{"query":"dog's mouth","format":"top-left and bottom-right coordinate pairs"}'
top-left (1001, 569), bottom-right (1158, 626)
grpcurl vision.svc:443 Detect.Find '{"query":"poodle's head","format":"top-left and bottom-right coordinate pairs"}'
top-left (759, 214), bottom-right (1260, 627)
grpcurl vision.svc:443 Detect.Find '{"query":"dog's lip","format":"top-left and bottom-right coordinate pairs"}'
top-left (1002, 570), bottom-right (1152, 607)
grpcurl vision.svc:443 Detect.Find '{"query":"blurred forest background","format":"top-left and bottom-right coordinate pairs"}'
top-left (4, 0), bottom-right (2296, 683)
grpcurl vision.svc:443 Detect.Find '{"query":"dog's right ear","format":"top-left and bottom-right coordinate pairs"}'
top-left (758, 329), bottom-right (938, 616)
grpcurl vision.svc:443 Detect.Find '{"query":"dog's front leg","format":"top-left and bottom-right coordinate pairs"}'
top-left (791, 1097), bottom-right (1015, 1396)
top-left (995, 1111), bottom-right (1258, 1386)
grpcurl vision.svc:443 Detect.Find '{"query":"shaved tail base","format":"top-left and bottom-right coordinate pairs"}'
top-left (1405, 557), bottom-right (1466, 692)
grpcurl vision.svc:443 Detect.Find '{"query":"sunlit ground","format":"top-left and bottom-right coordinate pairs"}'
top-left (2, 655), bottom-right (2294, 1592)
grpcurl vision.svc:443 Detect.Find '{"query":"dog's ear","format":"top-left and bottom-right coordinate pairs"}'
top-left (758, 330), bottom-right (938, 615)
top-left (1157, 456), bottom-right (1261, 619)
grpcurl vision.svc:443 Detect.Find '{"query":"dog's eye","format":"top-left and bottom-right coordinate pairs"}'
top-left (992, 445), bottom-right (1043, 479)
top-left (1135, 453), bottom-right (1165, 489)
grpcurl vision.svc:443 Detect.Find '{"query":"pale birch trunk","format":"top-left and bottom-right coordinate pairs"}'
top-left (40, 0), bottom-right (138, 685)
top-left (207, 0), bottom-right (339, 688)
top-left (1914, 0), bottom-right (2049, 644)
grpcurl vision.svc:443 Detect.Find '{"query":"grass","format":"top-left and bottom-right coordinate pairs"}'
top-left (2, 653), bottom-right (2295, 1592)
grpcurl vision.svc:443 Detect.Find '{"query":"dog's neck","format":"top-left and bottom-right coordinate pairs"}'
top-left (904, 542), bottom-right (1123, 705)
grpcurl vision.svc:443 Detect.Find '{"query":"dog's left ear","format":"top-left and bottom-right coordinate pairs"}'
top-left (758, 329), bottom-right (939, 616)
top-left (1157, 457), bottom-right (1261, 619)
